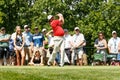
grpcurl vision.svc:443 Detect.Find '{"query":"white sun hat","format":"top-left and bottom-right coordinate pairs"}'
top-left (47, 15), bottom-right (53, 21)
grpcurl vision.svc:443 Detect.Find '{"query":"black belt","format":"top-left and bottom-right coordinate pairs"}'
top-left (65, 48), bottom-right (71, 50)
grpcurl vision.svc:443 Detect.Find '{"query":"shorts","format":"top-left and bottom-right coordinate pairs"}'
top-left (9, 51), bottom-right (15, 57)
top-left (24, 46), bottom-right (32, 57)
top-left (14, 46), bottom-right (24, 51)
top-left (75, 48), bottom-right (83, 59)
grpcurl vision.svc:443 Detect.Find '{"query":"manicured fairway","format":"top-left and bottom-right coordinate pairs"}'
top-left (0, 66), bottom-right (120, 80)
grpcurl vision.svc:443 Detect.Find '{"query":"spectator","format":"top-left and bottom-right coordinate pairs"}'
top-left (13, 26), bottom-right (25, 66)
top-left (64, 29), bottom-right (72, 64)
top-left (94, 32), bottom-right (107, 64)
top-left (71, 27), bottom-right (85, 66)
top-left (0, 27), bottom-right (10, 65)
top-left (82, 40), bottom-right (88, 66)
top-left (9, 33), bottom-right (16, 65)
top-left (46, 30), bottom-right (54, 57)
top-left (42, 28), bottom-right (48, 64)
top-left (108, 31), bottom-right (120, 54)
top-left (22, 25), bottom-right (33, 64)
top-left (29, 27), bottom-right (45, 66)
top-left (47, 13), bottom-right (65, 67)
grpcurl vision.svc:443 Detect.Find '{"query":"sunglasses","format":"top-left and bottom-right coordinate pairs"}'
top-left (1, 29), bottom-right (5, 31)
top-left (35, 28), bottom-right (38, 30)
top-left (25, 27), bottom-right (29, 29)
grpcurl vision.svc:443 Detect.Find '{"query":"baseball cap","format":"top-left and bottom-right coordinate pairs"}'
top-left (112, 31), bottom-right (117, 34)
top-left (34, 27), bottom-right (38, 30)
top-left (64, 29), bottom-right (68, 32)
top-left (47, 15), bottom-right (53, 21)
top-left (74, 27), bottom-right (79, 30)
top-left (1, 27), bottom-right (5, 30)
top-left (42, 28), bottom-right (47, 32)
top-left (24, 25), bottom-right (28, 29)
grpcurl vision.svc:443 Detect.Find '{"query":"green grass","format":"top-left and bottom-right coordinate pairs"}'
top-left (0, 66), bottom-right (120, 80)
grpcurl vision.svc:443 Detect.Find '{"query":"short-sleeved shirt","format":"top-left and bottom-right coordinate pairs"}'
top-left (22, 31), bottom-right (33, 46)
top-left (48, 35), bottom-right (54, 47)
top-left (0, 34), bottom-right (10, 47)
top-left (32, 33), bottom-right (44, 47)
top-left (9, 38), bottom-right (14, 51)
top-left (108, 37), bottom-right (120, 53)
top-left (50, 20), bottom-right (64, 36)
top-left (72, 33), bottom-right (85, 48)
top-left (64, 34), bottom-right (72, 49)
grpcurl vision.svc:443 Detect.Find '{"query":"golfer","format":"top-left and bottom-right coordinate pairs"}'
top-left (47, 13), bottom-right (65, 67)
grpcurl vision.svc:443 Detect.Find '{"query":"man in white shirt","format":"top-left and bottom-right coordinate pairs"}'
top-left (64, 29), bottom-right (72, 64)
top-left (71, 27), bottom-right (85, 66)
top-left (108, 31), bottom-right (120, 54)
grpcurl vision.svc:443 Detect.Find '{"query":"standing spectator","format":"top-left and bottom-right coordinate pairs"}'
top-left (108, 31), bottom-right (120, 54)
top-left (42, 28), bottom-right (48, 49)
top-left (42, 28), bottom-right (48, 65)
top-left (22, 25), bottom-right (33, 64)
top-left (46, 30), bottom-right (54, 58)
top-left (64, 29), bottom-right (72, 64)
top-left (71, 27), bottom-right (85, 66)
top-left (0, 27), bottom-right (10, 65)
top-left (29, 27), bottom-right (45, 66)
top-left (14, 26), bottom-right (25, 66)
top-left (9, 33), bottom-right (16, 65)
top-left (47, 13), bottom-right (65, 67)
top-left (94, 32), bottom-right (107, 64)
top-left (82, 40), bottom-right (88, 66)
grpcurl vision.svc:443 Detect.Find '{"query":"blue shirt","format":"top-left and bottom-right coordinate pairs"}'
top-left (32, 33), bottom-right (44, 47)
top-left (9, 38), bottom-right (14, 51)
top-left (23, 32), bottom-right (33, 46)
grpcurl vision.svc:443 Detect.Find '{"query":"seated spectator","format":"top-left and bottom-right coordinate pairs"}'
top-left (94, 32), bottom-right (107, 64)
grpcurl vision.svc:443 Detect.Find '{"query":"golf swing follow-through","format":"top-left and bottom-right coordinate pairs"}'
top-left (47, 13), bottom-right (65, 67)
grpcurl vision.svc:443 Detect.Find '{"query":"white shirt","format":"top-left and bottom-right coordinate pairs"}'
top-left (11, 33), bottom-right (16, 40)
top-left (64, 34), bottom-right (72, 49)
top-left (108, 37), bottom-right (120, 53)
top-left (72, 33), bottom-right (85, 48)
top-left (48, 35), bottom-right (54, 47)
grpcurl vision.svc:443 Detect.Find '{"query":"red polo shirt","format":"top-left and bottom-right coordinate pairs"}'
top-left (50, 20), bottom-right (64, 36)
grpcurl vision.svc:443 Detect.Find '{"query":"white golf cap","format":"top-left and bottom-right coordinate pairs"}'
top-left (47, 15), bottom-right (53, 21)
top-left (42, 28), bottom-right (47, 32)
top-left (74, 27), bottom-right (79, 30)
top-left (24, 25), bottom-right (28, 29)
top-left (112, 31), bottom-right (117, 34)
